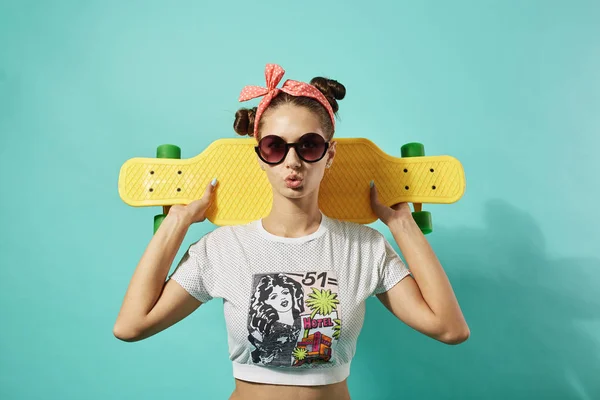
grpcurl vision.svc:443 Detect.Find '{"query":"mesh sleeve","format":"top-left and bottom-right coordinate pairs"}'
top-left (372, 236), bottom-right (411, 296)
top-left (169, 235), bottom-right (215, 304)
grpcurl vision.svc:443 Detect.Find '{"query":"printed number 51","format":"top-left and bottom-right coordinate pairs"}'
top-left (303, 272), bottom-right (328, 287)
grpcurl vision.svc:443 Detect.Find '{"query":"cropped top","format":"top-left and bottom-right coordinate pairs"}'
top-left (169, 211), bottom-right (411, 386)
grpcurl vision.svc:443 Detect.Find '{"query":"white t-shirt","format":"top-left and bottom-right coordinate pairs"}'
top-left (169, 211), bottom-right (411, 386)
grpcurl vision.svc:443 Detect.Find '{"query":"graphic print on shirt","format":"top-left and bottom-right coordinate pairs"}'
top-left (247, 271), bottom-right (341, 367)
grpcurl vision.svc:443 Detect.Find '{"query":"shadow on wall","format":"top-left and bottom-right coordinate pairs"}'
top-left (351, 199), bottom-right (600, 400)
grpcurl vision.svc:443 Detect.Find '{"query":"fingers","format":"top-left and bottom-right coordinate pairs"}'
top-left (197, 178), bottom-right (217, 213)
top-left (208, 177), bottom-right (218, 191)
top-left (369, 180), bottom-right (390, 223)
top-left (369, 180), bottom-right (382, 210)
top-left (203, 177), bottom-right (218, 199)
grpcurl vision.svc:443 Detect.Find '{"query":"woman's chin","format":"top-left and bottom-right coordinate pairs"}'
top-left (275, 182), bottom-right (319, 200)
top-left (280, 186), bottom-right (307, 197)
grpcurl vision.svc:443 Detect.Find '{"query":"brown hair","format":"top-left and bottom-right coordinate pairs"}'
top-left (233, 77), bottom-right (346, 140)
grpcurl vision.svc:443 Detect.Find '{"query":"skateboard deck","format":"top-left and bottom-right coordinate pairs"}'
top-left (118, 138), bottom-right (466, 226)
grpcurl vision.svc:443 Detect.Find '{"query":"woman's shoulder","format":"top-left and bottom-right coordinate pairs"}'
top-left (327, 217), bottom-right (385, 242)
top-left (189, 222), bottom-right (253, 249)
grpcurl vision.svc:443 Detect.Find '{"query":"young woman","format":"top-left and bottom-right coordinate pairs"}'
top-left (113, 64), bottom-right (470, 400)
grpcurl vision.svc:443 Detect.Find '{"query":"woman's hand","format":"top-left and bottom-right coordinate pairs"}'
top-left (369, 180), bottom-right (412, 226)
top-left (168, 178), bottom-right (218, 225)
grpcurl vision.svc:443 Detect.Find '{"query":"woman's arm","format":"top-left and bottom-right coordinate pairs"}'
top-left (113, 213), bottom-right (200, 342)
top-left (369, 181), bottom-right (469, 344)
top-left (377, 216), bottom-right (469, 344)
top-left (113, 180), bottom-right (217, 342)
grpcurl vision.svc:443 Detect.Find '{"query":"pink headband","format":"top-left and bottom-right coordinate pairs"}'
top-left (238, 63), bottom-right (336, 136)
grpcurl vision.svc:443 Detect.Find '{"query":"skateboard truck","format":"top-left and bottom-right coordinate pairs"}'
top-left (400, 142), bottom-right (433, 235)
top-left (153, 144), bottom-right (182, 233)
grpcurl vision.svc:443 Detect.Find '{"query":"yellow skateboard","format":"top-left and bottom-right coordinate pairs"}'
top-left (118, 138), bottom-right (466, 234)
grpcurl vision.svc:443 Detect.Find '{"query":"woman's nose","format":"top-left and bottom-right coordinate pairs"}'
top-left (284, 146), bottom-right (302, 168)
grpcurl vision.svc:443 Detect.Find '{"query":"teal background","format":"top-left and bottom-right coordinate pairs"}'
top-left (1, 0), bottom-right (598, 399)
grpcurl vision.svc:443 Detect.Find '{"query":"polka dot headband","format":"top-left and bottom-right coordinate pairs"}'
top-left (238, 63), bottom-right (336, 137)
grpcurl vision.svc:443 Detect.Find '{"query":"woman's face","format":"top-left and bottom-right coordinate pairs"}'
top-left (265, 285), bottom-right (293, 313)
top-left (257, 104), bottom-right (336, 201)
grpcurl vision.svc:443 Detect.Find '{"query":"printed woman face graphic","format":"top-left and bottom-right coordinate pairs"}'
top-left (265, 285), bottom-right (293, 313)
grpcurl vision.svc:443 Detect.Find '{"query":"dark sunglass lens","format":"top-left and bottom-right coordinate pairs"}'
top-left (259, 136), bottom-right (286, 163)
top-left (298, 134), bottom-right (326, 161)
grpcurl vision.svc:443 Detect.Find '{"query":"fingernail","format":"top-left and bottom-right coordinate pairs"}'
top-left (211, 177), bottom-right (218, 186)
top-left (369, 180), bottom-right (374, 188)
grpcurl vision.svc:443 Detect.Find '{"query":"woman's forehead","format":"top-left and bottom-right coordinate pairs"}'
top-left (261, 106), bottom-right (324, 139)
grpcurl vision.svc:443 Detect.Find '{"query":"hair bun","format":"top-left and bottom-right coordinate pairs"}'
top-left (234, 107), bottom-right (257, 137)
top-left (310, 77), bottom-right (346, 113)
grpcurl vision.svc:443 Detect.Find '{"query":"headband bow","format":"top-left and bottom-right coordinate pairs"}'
top-left (238, 64), bottom-right (336, 136)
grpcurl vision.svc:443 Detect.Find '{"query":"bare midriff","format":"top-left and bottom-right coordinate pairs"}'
top-left (229, 378), bottom-right (351, 400)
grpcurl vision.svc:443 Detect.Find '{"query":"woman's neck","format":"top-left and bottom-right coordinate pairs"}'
top-left (262, 196), bottom-right (322, 238)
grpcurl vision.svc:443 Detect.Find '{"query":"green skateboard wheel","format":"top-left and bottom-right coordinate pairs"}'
top-left (412, 211), bottom-right (433, 235)
top-left (401, 142), bottom-right (425, 158)
top-left (154, 144), bottom-right (181, 233)
top-left (153, 214), bottom-right (167, 234)
top-left (156, 144), bottom-right (181, 159)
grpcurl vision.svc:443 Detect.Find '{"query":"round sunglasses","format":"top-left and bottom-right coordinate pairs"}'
top-left (255, 133), bottom-right (330, 165)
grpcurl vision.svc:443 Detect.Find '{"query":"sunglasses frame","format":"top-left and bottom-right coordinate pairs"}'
top-left (254, 133), bottom-right (330, 165)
